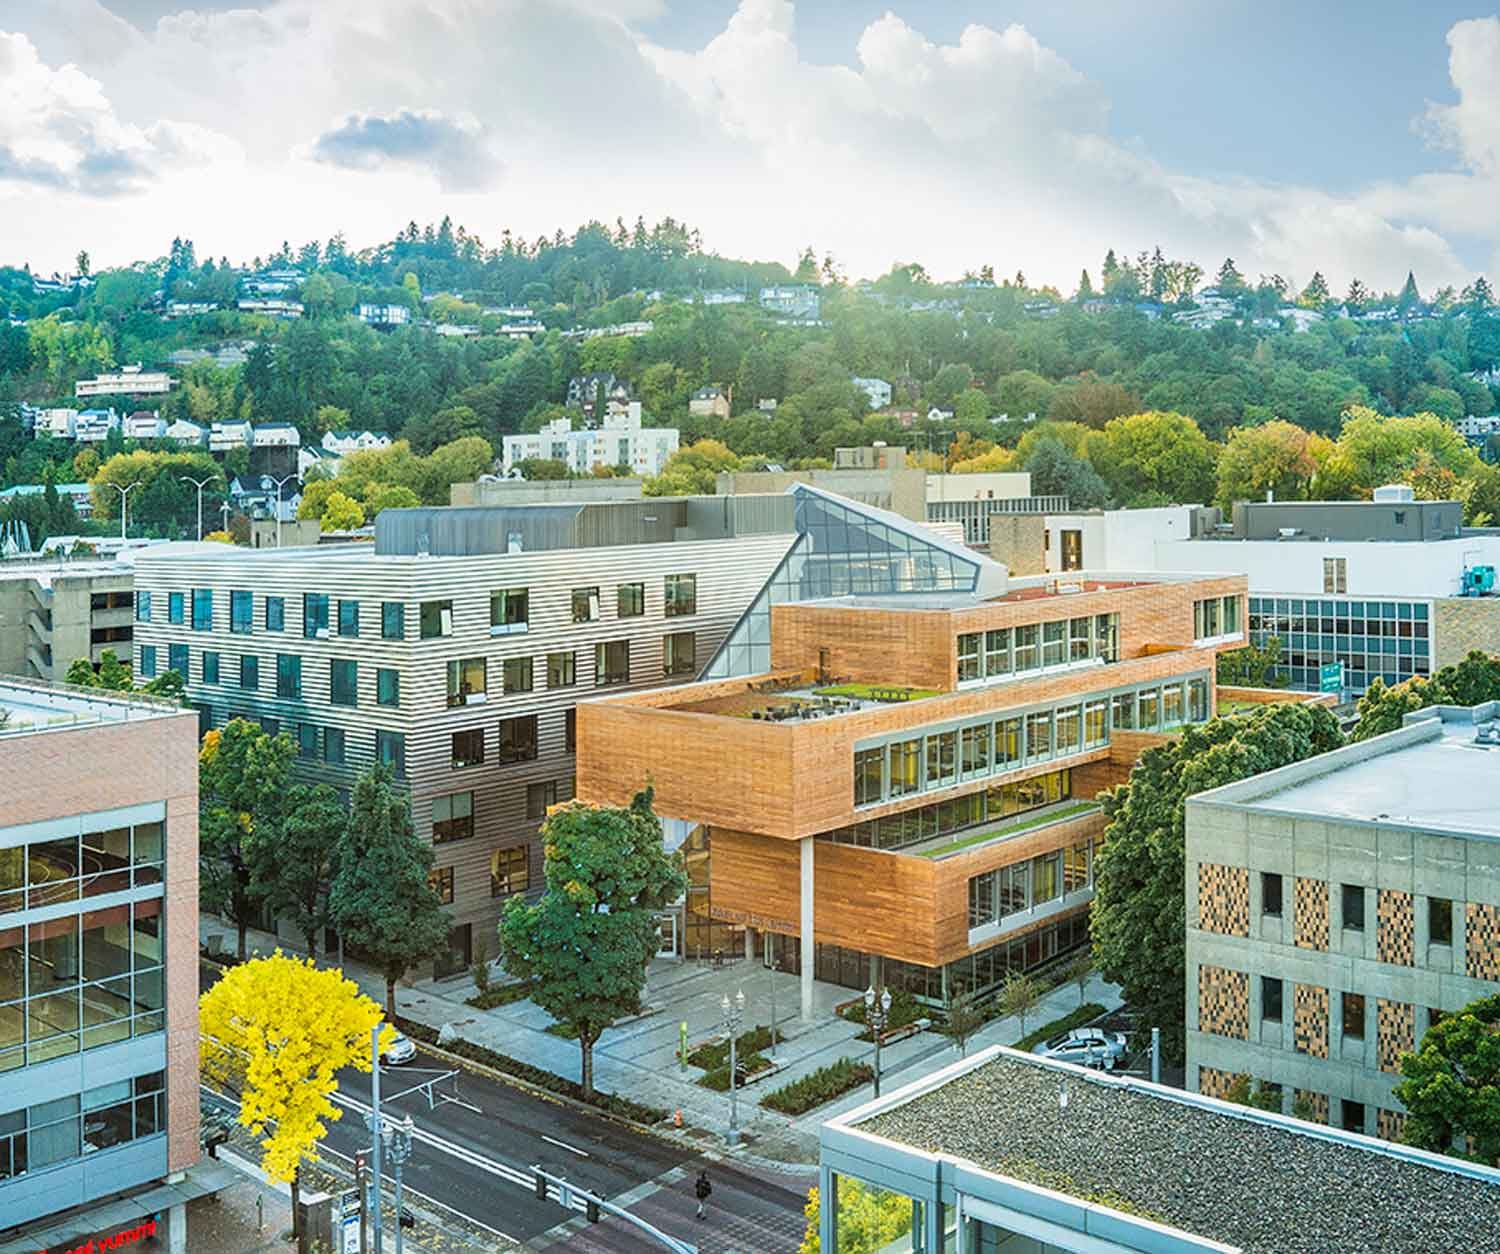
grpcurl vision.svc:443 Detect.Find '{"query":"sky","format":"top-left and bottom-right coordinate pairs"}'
top-left (7, 1), bottom-right (1500, 293)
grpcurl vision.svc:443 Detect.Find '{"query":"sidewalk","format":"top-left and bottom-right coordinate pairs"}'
top-left (201, 915), bottom-right (1121, 1164)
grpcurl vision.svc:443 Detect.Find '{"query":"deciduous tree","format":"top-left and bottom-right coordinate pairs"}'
top-left (1395, 992), bottom-right (1500, 1164)
top-left (798, 1180), bottom-right (913, 1254)
top-left (249, 782), bottom-right (344, 960)
top-left (1215, 420), bottom-right (1328, 506)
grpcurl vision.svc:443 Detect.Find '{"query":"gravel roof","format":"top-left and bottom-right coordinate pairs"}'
top-left (859, 1054), bottom-right (1500, 1254)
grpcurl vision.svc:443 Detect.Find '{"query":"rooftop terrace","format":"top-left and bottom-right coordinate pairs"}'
top-left (850, 1048), bottom-right (1500, 1253)
top-left (0, 676), bottom-right (181, 736)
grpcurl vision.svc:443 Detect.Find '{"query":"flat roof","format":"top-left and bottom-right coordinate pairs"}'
top-left (853, 1050), bottom-right (1500, 1252)
top-left (1199, 703), bottom-right (1500, 840)
top-left (0, 677), bottom-right (181, 736)
top-left (793, 572), bottom-right (1220, 614)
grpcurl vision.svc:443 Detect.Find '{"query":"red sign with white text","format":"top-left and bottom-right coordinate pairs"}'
top-left (39, 1215), bottom-right (159, 1254)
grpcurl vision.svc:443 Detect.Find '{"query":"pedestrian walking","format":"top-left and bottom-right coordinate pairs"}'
top-left (695, 1169), bottom-right (712, 1220)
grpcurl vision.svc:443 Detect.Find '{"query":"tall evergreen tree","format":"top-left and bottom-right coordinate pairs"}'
top-left (1397, 270), bottom-right (1421, 315)
top-left (1076, 270), bottom-right (1095, 301)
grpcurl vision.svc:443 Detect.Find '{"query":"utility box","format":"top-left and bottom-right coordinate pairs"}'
top-left (296, 1190), bottom-right (334, 1254)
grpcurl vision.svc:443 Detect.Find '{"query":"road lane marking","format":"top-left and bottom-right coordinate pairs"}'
top-left (542, 1135), bottom-right (590, 1158)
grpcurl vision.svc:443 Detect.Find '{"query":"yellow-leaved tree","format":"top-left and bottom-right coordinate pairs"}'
top-left (200, 952), bottom-right (390, 1229)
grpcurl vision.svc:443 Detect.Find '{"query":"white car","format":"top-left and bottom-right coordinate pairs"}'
top-left (381, 1028), bottom-right (417, 1065)
top-left (1031, 1027), bottom-right (1128, 1071)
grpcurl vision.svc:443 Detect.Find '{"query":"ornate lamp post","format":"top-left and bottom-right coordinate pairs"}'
top-left (721, 988), bottom-right (746, 1145)
top-left (865, 985), bottom-right (892, 1098)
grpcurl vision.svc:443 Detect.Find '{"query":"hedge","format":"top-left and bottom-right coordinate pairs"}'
top-left (760, 1058), bottom-right (874, 1116)
top-left (393, 1015), bottom-right (667, 1125)
top-left (698, 1052), bottom-right (773, 1091)
top-left (465, 983), bottom-right (533, 1011)
top-left (1013, 1002), bottom-right (1108, 1053)
top-left (687, 1024), bottom-right (782, 1071)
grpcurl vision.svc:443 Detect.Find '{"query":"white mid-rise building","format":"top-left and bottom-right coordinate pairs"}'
top-left (251, 422), bottom-right (302, 449)
top-left (502, 403), bottom-right (679, 477)
top-left (75, 366), bottom-right (175, 399)
top-left (852, 376), bottom-right (893, 409)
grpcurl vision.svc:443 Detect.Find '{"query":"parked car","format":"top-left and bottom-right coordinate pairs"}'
top-left (381, 1027), bottom-right (417, 1065)
top-left (1031, 1027), bottom-right (1127, 1071)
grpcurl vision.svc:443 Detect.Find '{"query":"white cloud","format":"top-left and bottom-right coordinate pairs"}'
top-left (0, 1), bottom-right (1494, 292)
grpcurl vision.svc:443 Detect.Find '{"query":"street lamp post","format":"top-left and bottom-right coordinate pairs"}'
top-left (218, 500), bottom-right (231, 534)
top-left (261, 473), bottom-right (296, 548)
top-left (383, 1114), bottom-right (414, 1254)
top-left (721, 988), bottom-right (745, 1146)
top-left (865, 985), bottom-right (892, 1099)
top-left (109, 481), bottom-right (139, 545)
top-left (366, 1025), bottom-right (385, 1254)
top-left (178, 474), bottom-right (217, 541)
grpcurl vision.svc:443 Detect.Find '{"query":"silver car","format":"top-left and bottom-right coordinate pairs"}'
top-left (1031, 1027), bottom-right (1128, 1071)
top-left (381, 1027), bottom-right (417, 1065)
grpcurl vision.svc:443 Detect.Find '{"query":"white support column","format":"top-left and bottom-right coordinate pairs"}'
top-left (167, 1202), bottom-right (187, 1254)
top-left (800, 835), bottom-right (815, 1020)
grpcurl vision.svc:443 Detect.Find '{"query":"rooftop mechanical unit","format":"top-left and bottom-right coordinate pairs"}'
top-left (1462, 565), bottom-right (1496, 597)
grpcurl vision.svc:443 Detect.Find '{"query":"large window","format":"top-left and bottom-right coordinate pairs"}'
top-left (432, 792), bottom-right (474, 843)
top-left (1013, 624), bottom-right (1037, 671)
top-left (202, 651), bottom-right (220, 685)
top-left (498, 716), bottom-right (538, 763)
top-left (958, 633), bottom-right (982, 682)
top-left (503, 657), bottom-right (533, 694)
top-left (925, 730), bottom-right (957, 787)
top-left (664, 632), bottom-right (696, 676)
top-left (420, 600), bottom-right (453, 639)
top-left (276, 654), bottom-right (302, 699)
top-left (664, 573), bottom-right (696, 618)
top-left (491, 588), bottom-right (528, 635)
top-left (191, 588), bottom-right (213, 631)
top-left (1194, 595), bottom-right (1241, 640)
top-left (889, 739), bottom-right (921, 797)
top-left (1041, 620), bottom-right (1066, 668)
top-left (571, 587), bottom-right (600, 624)
top-left (323, 726), bottom-right (346, 766)
top-left (617, 583), bottom-right (644, 618)
top-left (303, 593), bottom-right (329, 639)
top-left (595, 640), bottom-right (629, 686)
top-left (139, 646), bottom-right (156, 678)
top-left (957, 617), bottom-right (1118, 684)
top-left (297, 723), bottom-right (318, 760)
top-left (446, 657), bottom-right (486, 707)
top-left (547, 652), bottom-right (576, 688)
top-left (965, 835), bottom-right (1092, 930)
top-left (1025, 710), bottom-right (1052, 762)
top-left (377, 668), bottom-right (399, 708)
top-left (854, 748), bottom-right (884, 806)
top-left (168, 643), bottom-right (188, 679)
top-left (134, 591), bottom-right (151, 623)
top-left (265, 596), bottom-right (284, 632)
top-left (230, 590), bottom-right (252, 635)
top-left (0, 1073), bottom-right (164, 1174)
top-left (491, 847), bottom-right (529, 898)
top-left (338, 599), bottom-right (360, 637)
top-left (239, 655), bottom-right (259, 691)
top-left (167, 592), bottom-right (184, 625)
top-left (1323, 557), bottom-right (1347, 595)
top-left (381, 602), bottom-right (405, 640)
top-left (451, 728), bottom-right (484, 769)
top-left (330, 659), bottom-right (357, 707)
top-left (376, 730), bottom-right (405, 777)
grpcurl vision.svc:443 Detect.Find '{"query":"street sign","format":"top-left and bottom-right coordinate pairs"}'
top-left (1319, 661), bottom-right (1344, 694)
top-left (340, 1213), bottom-right (360, 1254)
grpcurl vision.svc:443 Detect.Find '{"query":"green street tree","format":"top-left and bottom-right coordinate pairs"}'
top-left (249, 781), bottom-right (344, 960)
top-left (1091, 702), bottom-right (1343, 1062)
top-left (1216, 636), bottom-right (1288, 689)
top-left (199, 718), bottom-right (295, 960)
top-left (1352, 652), bottom-right (1500, 741)
top-left (330, 764), bottom-right (451, 1017)
top-left (498, 790), bottom-right (686, 1098)
top-left (1395, 992), bottom-right (1500, 1164)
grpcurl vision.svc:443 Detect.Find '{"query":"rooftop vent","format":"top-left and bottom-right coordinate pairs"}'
top-left (1373, 483), bottom-right (1416, 503)
top-left (1277, 527), bottom-right (1301, 539)
top-left (1476, 722), bottom-right (1500, 746)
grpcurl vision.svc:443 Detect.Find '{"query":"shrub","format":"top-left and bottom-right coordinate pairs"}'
top-left (698, 1052), bottom-right (772, 1091)
top-left (760, 1058), bottom-right (874, 1116)
top-left (465, 982), bottom-right (533, 1010)
top-left (686, 1023), bottom-right (782, 1070)
top-left (839, 989), bottom-right (925, 1041)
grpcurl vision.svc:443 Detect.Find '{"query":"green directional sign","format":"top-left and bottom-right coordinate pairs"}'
top-left (1319, 661), bottom-right (1345, 694)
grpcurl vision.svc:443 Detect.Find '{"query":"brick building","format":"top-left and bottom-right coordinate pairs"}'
top-left (1186, 700), bottom-right (1500, 1140)
top-left (578, 560), bottom-right (1249, 1019)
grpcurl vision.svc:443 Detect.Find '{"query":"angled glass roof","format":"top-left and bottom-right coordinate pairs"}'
top-left (703, 484), bottom-right (1000, 679)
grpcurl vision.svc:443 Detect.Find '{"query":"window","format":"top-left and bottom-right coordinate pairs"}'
top-left (1342, 992), bottom-right (1366, 1040)
top-left (1323, 557), bottom-right (1348, 595)
top-left (1083, 701), bottom-right (1108, 748)
top-left (1429, 897), bottom-right (1454, 945)
top-left (1111, 692), bottom-right (1135, 730)
top-left (565, 708), bottom-right (576, 752)
top-left (297, 723), bottom-right (318, 760)
top-left (260, 716), bottom-right (279, 738)
top-left (376, 730), bottom-right (405, 777)
top-left (1162, 683), bottom-right (1184, 728)
top-left (1263, 976), bottom-right (1284, 1022)
top-left (303, 593), bottom-right (329, 639)
top-left (1222, 595), bottom-right (1241, 635)
top-left (1094, 614), bottom-right (1119, 663)
top-left (451, 728), bottom-right (484, 769)
top-left (239, 655), bottom-right (259, 691)
top-left (1013, 623), bottom-right (1038, 672)
top-left (503, 657), bottom-right (534, 693)
top-left (276, 654), bottom-right (301, 699)
top-left (230, 590), bottom-right (252, 634)
top-left (491, 588), bottom-right (529, 635)
top-left (1262, 872), bottom-right (1283, 917)
top-left (491, 846), bottom-right (529, 898)
top-left (527, 781), bottom-right (562, 819)
top-left (139, 646), bottom-right (156, 678)
top-left (134, 591), bottom-right (151, 622)
top-left (985, 629), bottom-right (1010, 677)
top-left (338, 599), bottom-right (360, 637)
top-left (1064, 841), bottom-right (1090, 892)
top-left (960, 723), bottom-right (992, 777)
top-left (1041, 620), bottom-right (1066, 667)
top-left (889, 739), bottom-right (921, 796)
top-left (854, 748), bottom-right (885, 805)
top-left (1025, 710), bottom-right (1052, 761)
top-left (664, 632), bottom-right (696, 676)
top-left (381, 602), bottom-right (405, 640)
top-left (498, 715), bottom-right (538, 763)
top-left (202, 651), bottom-right (220, 685)
top-left (664, 573), bottom-right (696, 618)
top-left (420, 599), bottom-right (453, 639)
top-left (323, 726), bottom-right (346, 766)
top-left (1034, 852), bottom-right (1061, 904)
top-left (265, 596), bottom-right (284, 632)
top-left (548, 652), bottom-right (576, 688)
top-left (428, 867), bottom-right (454, 904)
top-left (925, 730), bottom-right (957, 786)
top-left (331, 659), bottom-right (358, 707)
top-left (191, 588), bottom-right (213, 631)
top-left (595, 639), bottom-right (629, 686)
top-left (168, 643), bottom-right (188, 678)
top-left (617, 583), bottom-right (644, 618)
top-left (1187, 676), bottom-right (1209, 723)
top-left (968, 873), bottom-right (996, 928)
top-left (571, 587), bottom-right (600, 624)
top-left (446, 657), bottom-right (486, 706)
top-left (1342, 883), bottom-right (1365, 931)
top-left (1137, 687), bottom-right (1160, 730)
top-left (1340, 1100), bottom-right (1364, 1134)
top-left (164, 592), bottom-right (186, 628)
top-left (1193, 597), bottom-right (1220, 639)
top-left (1069, 617), bottom-right (1092, 662)
top-left (957, 633), bottom-right (982, 682)
top-left (377, 668), bottom-right (399, 708)
top-left (432, 792), bottom-right (474, 843)
top-left (1055, 705), bottom-right (1081, 754)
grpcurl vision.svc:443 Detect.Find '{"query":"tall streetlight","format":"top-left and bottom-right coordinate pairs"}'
top-left (178, 473), bottom-right (218, 541)
top-left (721, 988), bottom-right (745, 1146)
top-left (383, 1114), bottom-right (415, 1254)
top-left (865, 985), bottom-right (892, 1098)
top-left (261, 473), bottom-right (297, 548)
top-left (109, 481), bottom-right (140, 545)
top-left (366, 1025), bottom-right (386, 1254)
top-left (217, 500), bottom-right (232, 537)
